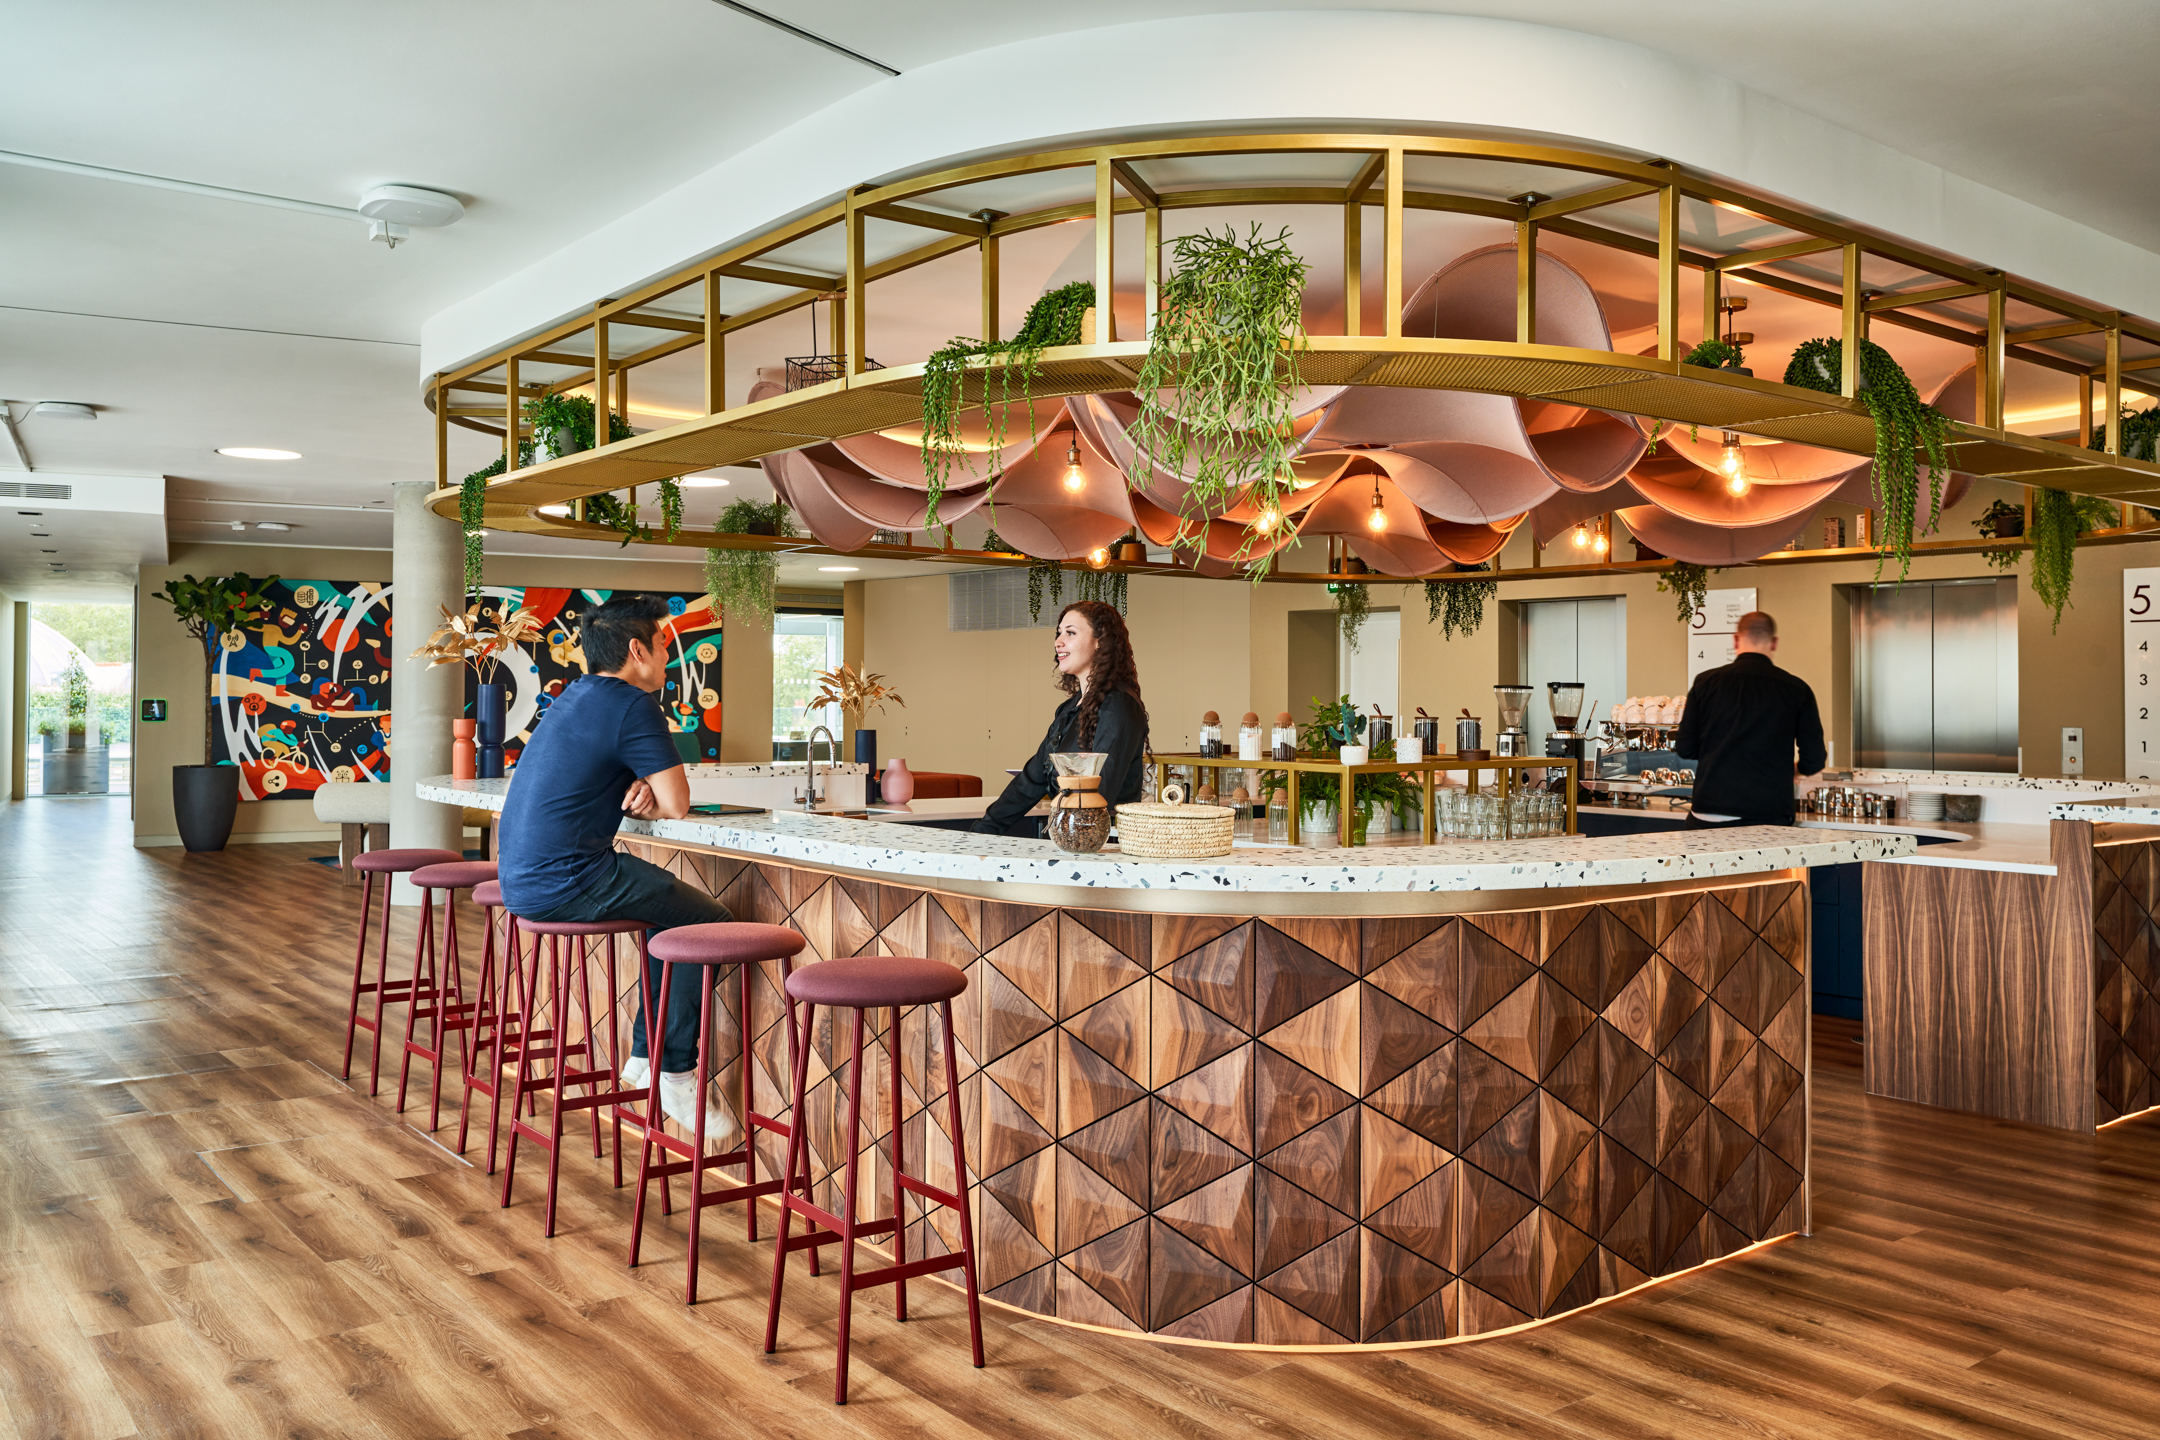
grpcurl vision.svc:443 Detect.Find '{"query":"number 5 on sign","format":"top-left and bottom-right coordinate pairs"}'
top-left (2126, 569), bottom-right (2160, 779)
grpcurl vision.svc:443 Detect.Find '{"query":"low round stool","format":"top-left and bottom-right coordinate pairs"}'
top-left (342, 847), bottom-right (461, 1096)
top-left (629, 923), bottom-right (814, 1304)
top-left (397, 860), bottom-right (497, 1130)
top-left (499, 915), bottom-right (651, 1238)
top-left (764, 955), bottom-right (983, 1404)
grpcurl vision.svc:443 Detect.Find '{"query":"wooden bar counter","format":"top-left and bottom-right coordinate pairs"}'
top-left (422, 777), bottom-right (1913, 1346)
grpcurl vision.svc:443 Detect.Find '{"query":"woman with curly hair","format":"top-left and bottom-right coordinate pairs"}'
top-left (973, 599), bottom-right (1150, 837)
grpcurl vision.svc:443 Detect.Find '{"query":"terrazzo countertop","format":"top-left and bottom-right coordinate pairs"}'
top-left (2052, 801), bottom-right (2160, 825)
top-left (420, 776), bottom-right (1915, 895)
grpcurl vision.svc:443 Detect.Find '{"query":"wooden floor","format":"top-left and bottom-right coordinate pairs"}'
top-left (4, 800), bottom-right (2158, 1440)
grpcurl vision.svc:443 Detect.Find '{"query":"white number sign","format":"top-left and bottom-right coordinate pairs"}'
top-left (1687, 587), bottom-right (1758, 686)
top-left (2127, 569), bottom-right (2160, 780)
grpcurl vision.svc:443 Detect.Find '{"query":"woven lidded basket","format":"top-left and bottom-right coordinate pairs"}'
top-left (1114, 800), bottom-right (1236, 859)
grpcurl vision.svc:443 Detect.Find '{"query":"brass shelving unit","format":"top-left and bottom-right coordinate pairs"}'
top-left (1151, 752), bottom-right (1578, 849)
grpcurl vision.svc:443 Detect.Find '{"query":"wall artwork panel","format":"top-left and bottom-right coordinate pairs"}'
top-left (207, 581), bottom-right (721, 800)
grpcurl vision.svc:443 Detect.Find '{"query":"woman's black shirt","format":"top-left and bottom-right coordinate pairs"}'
top-left (972, 689), bottom-right (1147, 835)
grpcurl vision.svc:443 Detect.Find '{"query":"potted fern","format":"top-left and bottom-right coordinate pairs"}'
top-left (149, 571), bottom-right (279, 851)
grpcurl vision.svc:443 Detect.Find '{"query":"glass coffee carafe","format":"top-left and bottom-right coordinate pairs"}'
top-left (1047, 751), bottom-right (1112, 853)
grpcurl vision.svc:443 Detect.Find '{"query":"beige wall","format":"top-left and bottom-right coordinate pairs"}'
top-left (857, 488), bottom-right (2160, 790)
top-left (136, 541), bottom-right (734, 845)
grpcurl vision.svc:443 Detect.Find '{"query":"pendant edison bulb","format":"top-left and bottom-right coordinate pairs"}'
top-left (1062, 442), bottom-right (1085, 493)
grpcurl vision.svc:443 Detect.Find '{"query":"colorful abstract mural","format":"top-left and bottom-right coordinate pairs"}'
top-left (207, 581), bottom-right (721, 800)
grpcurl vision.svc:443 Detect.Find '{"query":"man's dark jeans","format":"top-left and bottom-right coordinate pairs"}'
top-left (520, 850), bottom-right (731, 1072)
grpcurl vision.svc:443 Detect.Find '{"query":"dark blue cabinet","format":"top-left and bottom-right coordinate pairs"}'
top-left (1811, 862), bottom-right (1864, 1019)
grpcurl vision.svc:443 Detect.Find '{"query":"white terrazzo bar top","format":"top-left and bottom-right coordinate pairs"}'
top-left (2051, 801), bottom-right (2160, 825)
top-left (420, 776), bottom-right (1915, 895)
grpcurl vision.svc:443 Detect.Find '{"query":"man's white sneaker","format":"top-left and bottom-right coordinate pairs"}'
top-left (620, 1056), bottom-right (651, 1093)
top-left (660, 1070), bottom-right (741, 1147)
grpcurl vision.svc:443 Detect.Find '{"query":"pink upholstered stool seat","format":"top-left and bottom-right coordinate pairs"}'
top-left (648, 923), bottom-right (806, 968)
top-left (473, 880), bottom-right (503, 907)
top-left (784, 956), bottom-right (966, 1009)
top-left (515, 916), bottom-right (649, 939)
top-left (410, 859), bottom-right (497, 891)
top-left (352, 847), bottom-right (461, 874)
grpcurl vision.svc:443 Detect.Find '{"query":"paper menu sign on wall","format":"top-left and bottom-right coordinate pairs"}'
top-left (2126, 568), bottom-right (2160, 780)
top-left (1687, 587), bottom-right (1758, 687)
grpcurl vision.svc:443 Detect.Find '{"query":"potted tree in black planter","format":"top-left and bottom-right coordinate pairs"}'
top-left (150, 572), bottom-right (277, 851)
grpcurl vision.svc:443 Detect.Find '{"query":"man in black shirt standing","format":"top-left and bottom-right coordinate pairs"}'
top-left (1673, 610), bottom-right (1827, 827)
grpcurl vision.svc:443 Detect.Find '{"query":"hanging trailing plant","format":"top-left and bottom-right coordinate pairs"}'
top-left (2029, 488), bottom-right (2119, 631)
top-left (1131, 224), bottom-right (1310, 575)
top-left (1657, 562), bottom-right (1713, 625)
top-left (1027, 558), bottom-right (1063, 623)
top-left (1332, 579), bottom-right (1371, 650)
top-left (705, 498), bottom-right (797, 622)
top-left (458, 454), bottom-right (506, 597)
top-left (919, 280), bottom-right (1095, 532)
top-left (1972, 497), bottom-right (2026, 572)
top-left (1424, 564), bottom-right (1496, 640)
top-left (1073, 566), bottom-right (1127, 614)
top-left (1784, 337), bottom-right (1951, 579)
top-left (522, 392), bottom-right (632, 458)
top-left (2088, 406), bottom-right (2160, 463)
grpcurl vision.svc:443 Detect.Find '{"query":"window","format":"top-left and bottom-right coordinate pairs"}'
top-left (772, 612), bottom-right (844, 744)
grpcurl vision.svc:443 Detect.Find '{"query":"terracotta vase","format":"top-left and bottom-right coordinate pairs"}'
top-left (881, 758), bottom-right (915, 804)
top-left (452, 719), bottom-right (478, 780)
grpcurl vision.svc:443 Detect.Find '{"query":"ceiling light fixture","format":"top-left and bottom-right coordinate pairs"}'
top-left (1253, 506), bottom-right (1280, 534)
top-left (32, 402), bottom-right (95, 420)
top-left (817, 565), bottom-right (860, 572)
top-left (255, 521), bottom-right (292, 532)
top-left (1366, 478), bottom-right (1388, 534)
top-left (1088, 547), bottom-right (1109, 568)
top-left (1719, 431), bottom-right (1751, 497)
top-left (679, 474), bottom-right (731, 487)
top-left (1571, 521), bottom-right (1591, 549)
top-left (1592, 525), bottom-right (1610, 556)
top-left (216, 447), bottom-right (302, 460)
top-left (538, 503), bottom-right (572, 516)
top-left (1062, 441), bottom-right (1086, 493)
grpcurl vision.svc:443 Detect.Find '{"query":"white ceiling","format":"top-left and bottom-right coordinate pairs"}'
top-left (3, 0), bottom-right (2155, 602)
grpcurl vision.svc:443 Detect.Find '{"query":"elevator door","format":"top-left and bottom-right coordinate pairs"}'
top-left (1521, 598), bottom-right (1626, 753)
top-left (1852, 576), bottom-right (2018, 772)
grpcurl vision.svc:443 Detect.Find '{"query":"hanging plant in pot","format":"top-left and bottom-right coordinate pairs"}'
top-left (1331, 578), bottom-right (1371, 650)
top-left (1130, 224), bottom-right (1311, 577)
top-left (1425, 564), bottom-right (1497, 640)
top-left (1971, 497), bottom-right (2026, 572)
top-left (410, 603), bottom-right (547, 779)
top-left (919, 280), bottom-right (1095, 532)
top-left (705, 498), bottom-right (798, 623)
top-left (1656, 562), bottom-right (1714, 625)
top-left (150, 571), bottom-right (279, 851)
top-left (2028, 489), bottom-right (2119, 631)
top-left (1784, 337), bottom-right (1951, 579)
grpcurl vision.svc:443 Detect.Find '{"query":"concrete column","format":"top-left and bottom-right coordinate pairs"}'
top-left (8, 600), bottom-right (26, 802)
top-left (389, 481), bottom-right (461, 903)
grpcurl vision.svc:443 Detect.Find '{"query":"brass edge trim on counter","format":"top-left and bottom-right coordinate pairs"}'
top-left (624, 833), bottom-right (1806, 916)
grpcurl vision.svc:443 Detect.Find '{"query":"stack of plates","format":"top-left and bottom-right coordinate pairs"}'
top-left (1907, 792), bottom-right (1945, 821)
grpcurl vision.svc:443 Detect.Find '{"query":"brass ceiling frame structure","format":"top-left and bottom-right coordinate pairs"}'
top-left (428, 130), bottom-right (2160, 568)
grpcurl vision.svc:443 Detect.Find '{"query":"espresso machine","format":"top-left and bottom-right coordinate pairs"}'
top-left (1493, 685), bottom-right (1534, 757)
top-left (1544, 683), bottom-right (1598, 792)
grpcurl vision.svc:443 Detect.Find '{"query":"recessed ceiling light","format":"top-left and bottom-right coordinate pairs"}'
top-left (216, 447), bottom-right (302, 460)
top-left (537, 504), bottom-right (571, 516)
top-left (818, 566), bottom-right (860, 572)
top-left (679, 474), bottom-right (731, 487)
top-left (255, 521), bottom-right (292, 532)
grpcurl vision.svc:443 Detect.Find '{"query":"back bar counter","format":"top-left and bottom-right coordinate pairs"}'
top-left (423, 776), bottom-right (1911, 1346)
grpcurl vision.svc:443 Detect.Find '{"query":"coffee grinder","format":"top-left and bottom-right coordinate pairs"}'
top-left (1492, 685), bottom-right (1534, 757)
top-left (1544, 682), bottom-right (1596, 785)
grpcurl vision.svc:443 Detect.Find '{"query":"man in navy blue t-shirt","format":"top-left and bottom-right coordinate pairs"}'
top-left (498, 593), bottom-right (734, 1141)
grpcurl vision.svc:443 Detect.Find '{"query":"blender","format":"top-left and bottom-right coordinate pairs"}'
top-left (1493, 685), bottom-right (1534, 757)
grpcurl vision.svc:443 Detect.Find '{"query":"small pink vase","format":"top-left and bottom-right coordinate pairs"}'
top-left (881, 758), bottom-right (915, 804)
top-left (451, 719), bottom-right (478, 781)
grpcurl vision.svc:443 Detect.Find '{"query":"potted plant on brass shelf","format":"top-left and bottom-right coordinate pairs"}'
top-left (705, 498), bottom-right (797, 623)
top-left (809, 662), bottom-right (908, 800)
top-left (1784, 337), bottom-right (1951, 579)
top-left (410, 603), bottom-right (547, 779)
top-left (1682, 337), bottom-right (1749, 376)
top-left (919, 280), bottom-right (1095, 531)
top-left (1256, 694), bottom-right (1419, 846)
top-left (1130, 224), bottom-right (1310, 577)
top-left (2029, 489), bottom-right (2119, 631)
top-left (150, 571), bottom-right (279, 851)
top-left (1972, 497), bottom-right (2026, 572)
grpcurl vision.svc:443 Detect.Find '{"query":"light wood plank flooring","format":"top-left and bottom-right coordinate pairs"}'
top-left (3, 797), bottom-right (2156, 1439)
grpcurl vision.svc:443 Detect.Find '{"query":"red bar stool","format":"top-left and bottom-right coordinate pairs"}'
top-left (398, 859), bottom-right (498, 1130)
top-left (499, 915), bottom-right (651, 1237)
top-left (342, 847), bottom-right (461, 1095)
top-left (629, 922), bottom-right (816, 1304)
top-left (458, 879), bottom-right (522, 1172)
top-left (764, 956), bottom-right (983, 1405)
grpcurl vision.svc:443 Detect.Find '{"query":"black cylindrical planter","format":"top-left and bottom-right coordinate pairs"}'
top-left (855, 728), bottom-right (878, 804)
top-left (477, 683), bottom-right (507, 778)
top-left (173, 765), bottom-right (240, 852)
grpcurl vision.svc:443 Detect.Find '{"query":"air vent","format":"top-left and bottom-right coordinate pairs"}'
top-left (0, 481), bottom-right (72, 500)
top-left (948, 569), bottom-right (1053, 631)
